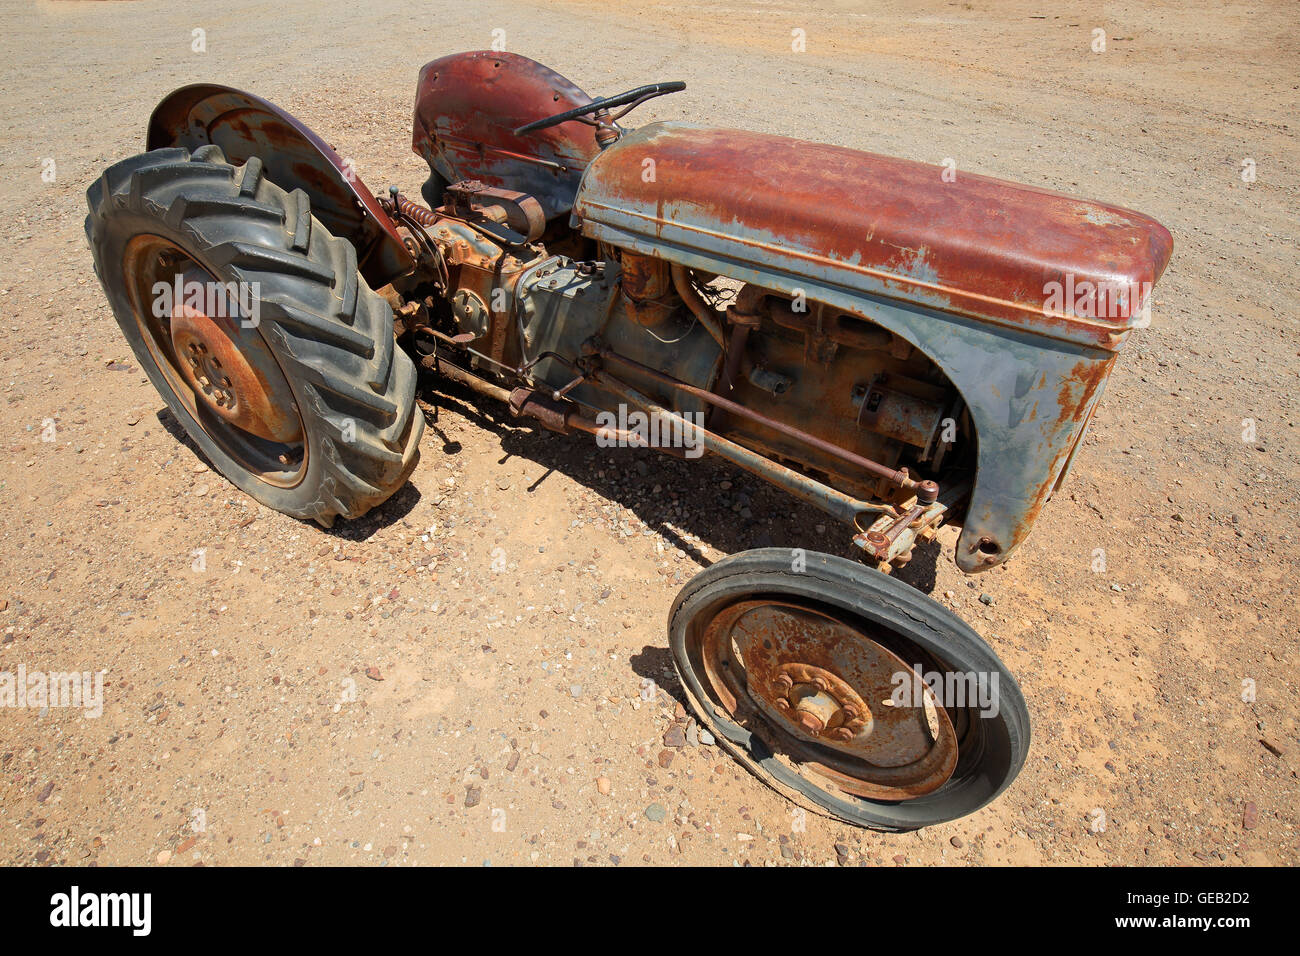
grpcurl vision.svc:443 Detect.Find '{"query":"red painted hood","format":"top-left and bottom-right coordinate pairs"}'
top-left (575, 123), bottom-right (1173, 350)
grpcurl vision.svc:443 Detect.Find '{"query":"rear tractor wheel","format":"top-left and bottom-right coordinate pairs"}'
top-left (84, 145), bottom-right (423, 526)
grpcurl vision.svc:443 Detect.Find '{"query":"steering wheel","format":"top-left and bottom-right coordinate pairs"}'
top-left (513, 81), bottom-right (685, 136)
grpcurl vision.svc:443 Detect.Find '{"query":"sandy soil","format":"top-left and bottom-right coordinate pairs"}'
top-left (0, 0), bottom-right (1296, 866)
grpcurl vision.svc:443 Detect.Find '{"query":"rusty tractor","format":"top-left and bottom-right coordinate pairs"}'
top-left (85, 52), bottom-right (1172, 830)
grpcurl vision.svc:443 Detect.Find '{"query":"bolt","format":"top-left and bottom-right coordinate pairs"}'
top-left (840, 704), bottom-right (859, 721)
top-left (774, 674), bottom-right (793, 693)
top-left (794, 712), bottom-right (823, 734)
top-left (830, 727), bottom-right (854, 742)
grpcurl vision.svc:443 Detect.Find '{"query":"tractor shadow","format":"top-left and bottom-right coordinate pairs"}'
top-left (416, 375), bottom-right (944, 595)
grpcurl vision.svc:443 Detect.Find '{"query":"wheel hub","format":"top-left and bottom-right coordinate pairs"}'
top-left (770, 663), bottom-right (872, 742)
top-left (698, 599), bottom-right (959, 799)
top-left (167, 271), bottom-right (302, 444)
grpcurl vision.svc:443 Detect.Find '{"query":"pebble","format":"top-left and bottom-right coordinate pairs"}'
top-left (663, 726), bottom-right (687, 748)
top-left (979, 593), bottom-right (994, 606)
top-left (950, 836), bottom-right (964, 848)
top-left (644, 803), bottom-right (666, 822)
top-left (156, 850), bottom-right (171, 865)
top-left (1242, 801), bottom-right (1258, 830)
top-left (596, 776), bottom-right (611, 795)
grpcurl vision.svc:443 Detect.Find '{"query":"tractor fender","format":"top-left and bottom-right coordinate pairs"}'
top-left (146, 84), bottom-right (414, 287)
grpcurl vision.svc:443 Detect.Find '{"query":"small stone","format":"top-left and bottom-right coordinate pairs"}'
top-left (644, 803), bottom-right (666, 822)
top-left (978, 593), bottom-right (994, 606)
top-left (699, 730), bottom-right (716, 746)
top-left (365, 666), bottom-right (383, 681)
top-left (950, 836), bottom-right (964, 848)
top-left (156, 850), bottom-right (172, 865)
top-left (465, 787), bottom-right (482, 808)
top-left (657, 749), bottom-right (674, 769)
top-left (596, 776), bottom-right (611, 795)
top-left (1242, 801), bottom-right (1258, 830)
top-left (686, 722), bottom-right (699, 747)
top-left (663, 725), bottom-right (687, 749)
top-left (569, 684), bottom-right (583, 698)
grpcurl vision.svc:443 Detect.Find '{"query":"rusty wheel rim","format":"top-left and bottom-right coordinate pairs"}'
top-left (122, 235), bottom-right (307, 487)
top-left (692, 598), bottom-right (960, 801)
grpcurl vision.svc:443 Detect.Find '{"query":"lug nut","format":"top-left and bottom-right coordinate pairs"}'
top-left (794, 712), bottom-right (824, 734)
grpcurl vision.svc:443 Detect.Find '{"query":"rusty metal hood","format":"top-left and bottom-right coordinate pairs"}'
top-left (574, 123), bottom-right (1172, 351)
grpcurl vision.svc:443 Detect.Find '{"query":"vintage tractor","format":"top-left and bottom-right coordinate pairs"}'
top-left (85, 52), bottom-right (1172, 830)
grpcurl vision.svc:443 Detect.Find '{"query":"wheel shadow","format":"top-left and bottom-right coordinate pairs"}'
top-left (155, 406), bottom-right (422, 540)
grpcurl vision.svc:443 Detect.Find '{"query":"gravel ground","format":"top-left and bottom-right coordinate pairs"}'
top-left (0, 0), bottom-right (1296, 866)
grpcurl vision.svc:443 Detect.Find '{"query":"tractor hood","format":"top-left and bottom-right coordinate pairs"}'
top-left (574, 123), bottom-right (1176, 572)
top-left (573, 122), bottom-right (1172, 352)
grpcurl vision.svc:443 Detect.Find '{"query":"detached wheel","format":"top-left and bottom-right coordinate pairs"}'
top-left (669, 549), bottom-right (1030, 830)
top-left (84, 145), bottom-right (423, 526)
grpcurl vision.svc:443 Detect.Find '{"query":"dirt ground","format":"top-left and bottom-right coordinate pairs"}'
top-left (1, 0), bottom-right (1296, 867)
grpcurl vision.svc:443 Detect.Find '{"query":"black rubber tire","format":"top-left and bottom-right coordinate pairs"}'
top-left (668, 548), bottom-right (1030, 831)
top-left (85, 145), bottom-right (423, 526)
